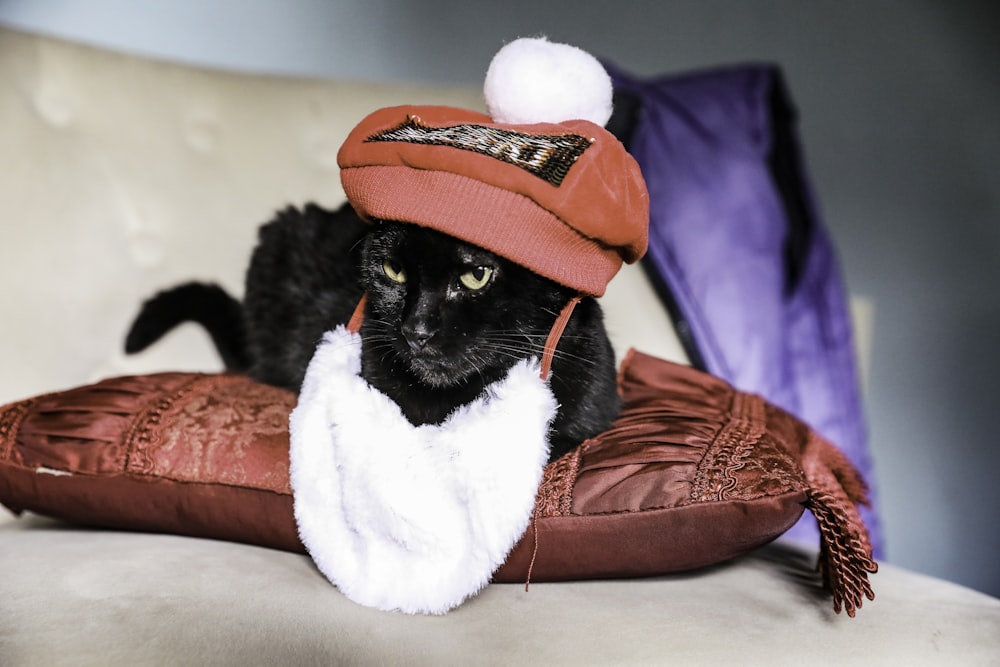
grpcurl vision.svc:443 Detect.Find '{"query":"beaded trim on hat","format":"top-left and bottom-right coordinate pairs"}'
top-left (364, 115), bottom-right (593, 187)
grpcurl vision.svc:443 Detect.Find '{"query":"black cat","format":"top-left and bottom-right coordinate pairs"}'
top-left (125, 202), bottom-right (620, 460)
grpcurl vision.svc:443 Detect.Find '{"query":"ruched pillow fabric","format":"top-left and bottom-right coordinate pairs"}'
top-left (0, 350), bottom-right (876, 615)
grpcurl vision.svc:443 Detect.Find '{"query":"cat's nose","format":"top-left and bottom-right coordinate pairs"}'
top-left (403, 324), bottom-right (435, 351)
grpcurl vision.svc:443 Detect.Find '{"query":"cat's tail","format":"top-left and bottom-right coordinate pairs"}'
top-left (124, 282), bottom-right (251, 372)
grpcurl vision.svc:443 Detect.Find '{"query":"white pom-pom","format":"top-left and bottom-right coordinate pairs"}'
top-left (484, 36), bottom-right (613, 127)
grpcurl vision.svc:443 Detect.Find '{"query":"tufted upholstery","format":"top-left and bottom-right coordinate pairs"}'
top-left (1, 27), bottom-right (998, 666)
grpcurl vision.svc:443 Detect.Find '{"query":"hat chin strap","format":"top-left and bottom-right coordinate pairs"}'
top-left (347, 293), bottom-right (367, 334)
top-left (347, 293), bottom-right (581, 381)
top-left (539, 295), bottom-right (581, 380)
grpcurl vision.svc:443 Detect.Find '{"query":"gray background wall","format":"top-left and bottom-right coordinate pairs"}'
top-left (1, 0), bottom-right (997, 598)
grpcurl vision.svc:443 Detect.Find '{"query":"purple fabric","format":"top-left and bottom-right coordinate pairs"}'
top-left (609, 64), bottom-right (882, 554)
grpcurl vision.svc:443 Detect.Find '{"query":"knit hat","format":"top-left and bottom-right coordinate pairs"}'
top-left (337, 37), bottom-right (649, 298)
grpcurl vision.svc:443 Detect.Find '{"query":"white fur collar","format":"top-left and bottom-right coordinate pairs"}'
top-left (289, 326), bottom-right (556, 614)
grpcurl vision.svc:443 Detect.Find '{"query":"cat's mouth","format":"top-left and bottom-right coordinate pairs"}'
top-left (404, 351), bottom-right (466, 388)
top-left (401, 340), bottom-right (498, 389)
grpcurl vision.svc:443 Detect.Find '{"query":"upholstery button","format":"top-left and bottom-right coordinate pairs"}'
top-left (184, 111), bottom-right (220, 154)
top-left (34, 85), bottom-right (74, 128)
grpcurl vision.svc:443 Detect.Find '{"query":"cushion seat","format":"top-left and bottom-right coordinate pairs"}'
top-left (2, 512), bottom-right (997, 665)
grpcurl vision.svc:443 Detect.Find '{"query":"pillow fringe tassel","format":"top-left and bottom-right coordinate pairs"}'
top-left (802, 433), bottom-right (878, 617)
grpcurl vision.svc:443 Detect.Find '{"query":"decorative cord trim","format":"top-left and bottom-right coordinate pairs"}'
top-left (802, 432), bottom-right (878, 616)
top-left (689, 392), bottom-right (766, 503)
top-left (124, 375), bottom-right (210, 474)
top-left (525, 446), bottom-right (583, 592)
top-left (0, 399), bottom-right (37, 464)
top-left (535, 447), bottom-right (582, 518)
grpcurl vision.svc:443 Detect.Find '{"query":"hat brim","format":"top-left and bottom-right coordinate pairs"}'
top-left (341, 165), bottom-right (623, 297)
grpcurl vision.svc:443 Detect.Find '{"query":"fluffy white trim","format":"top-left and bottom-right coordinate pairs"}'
top-left (289, 326), bottom-right (556, 614)
top-left (484, 36), bottom-right (613, 127)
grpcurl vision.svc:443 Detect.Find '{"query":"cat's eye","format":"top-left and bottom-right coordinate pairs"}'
top-left (459, 266), bottom-right (493, 290)
top-left (382, 260), bottom-right (407, 284)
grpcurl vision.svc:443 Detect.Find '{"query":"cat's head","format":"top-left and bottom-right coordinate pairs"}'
top-left (359, 221), bottom-right (572, 388)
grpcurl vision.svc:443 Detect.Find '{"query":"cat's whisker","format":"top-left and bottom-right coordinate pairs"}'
top-left (476, 338), bottom-right (601, 366)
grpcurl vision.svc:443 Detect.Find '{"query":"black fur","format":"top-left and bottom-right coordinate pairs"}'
top-left (124, 282), bottom-right (249, 370)
top-left (241, 204), bottom-right (367, 389)
top-left (125, 202), bottom-right (620, 461)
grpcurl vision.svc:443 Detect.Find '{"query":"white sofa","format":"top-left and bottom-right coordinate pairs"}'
top-left (2, 28), bottom-right (998, 666)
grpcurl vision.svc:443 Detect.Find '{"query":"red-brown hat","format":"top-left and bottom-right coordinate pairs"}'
top-left (337, 38), bottom-right (649, 297)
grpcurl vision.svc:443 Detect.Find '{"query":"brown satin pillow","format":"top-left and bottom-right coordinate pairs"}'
top-left (0, 351), bottom-right (876, 615)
